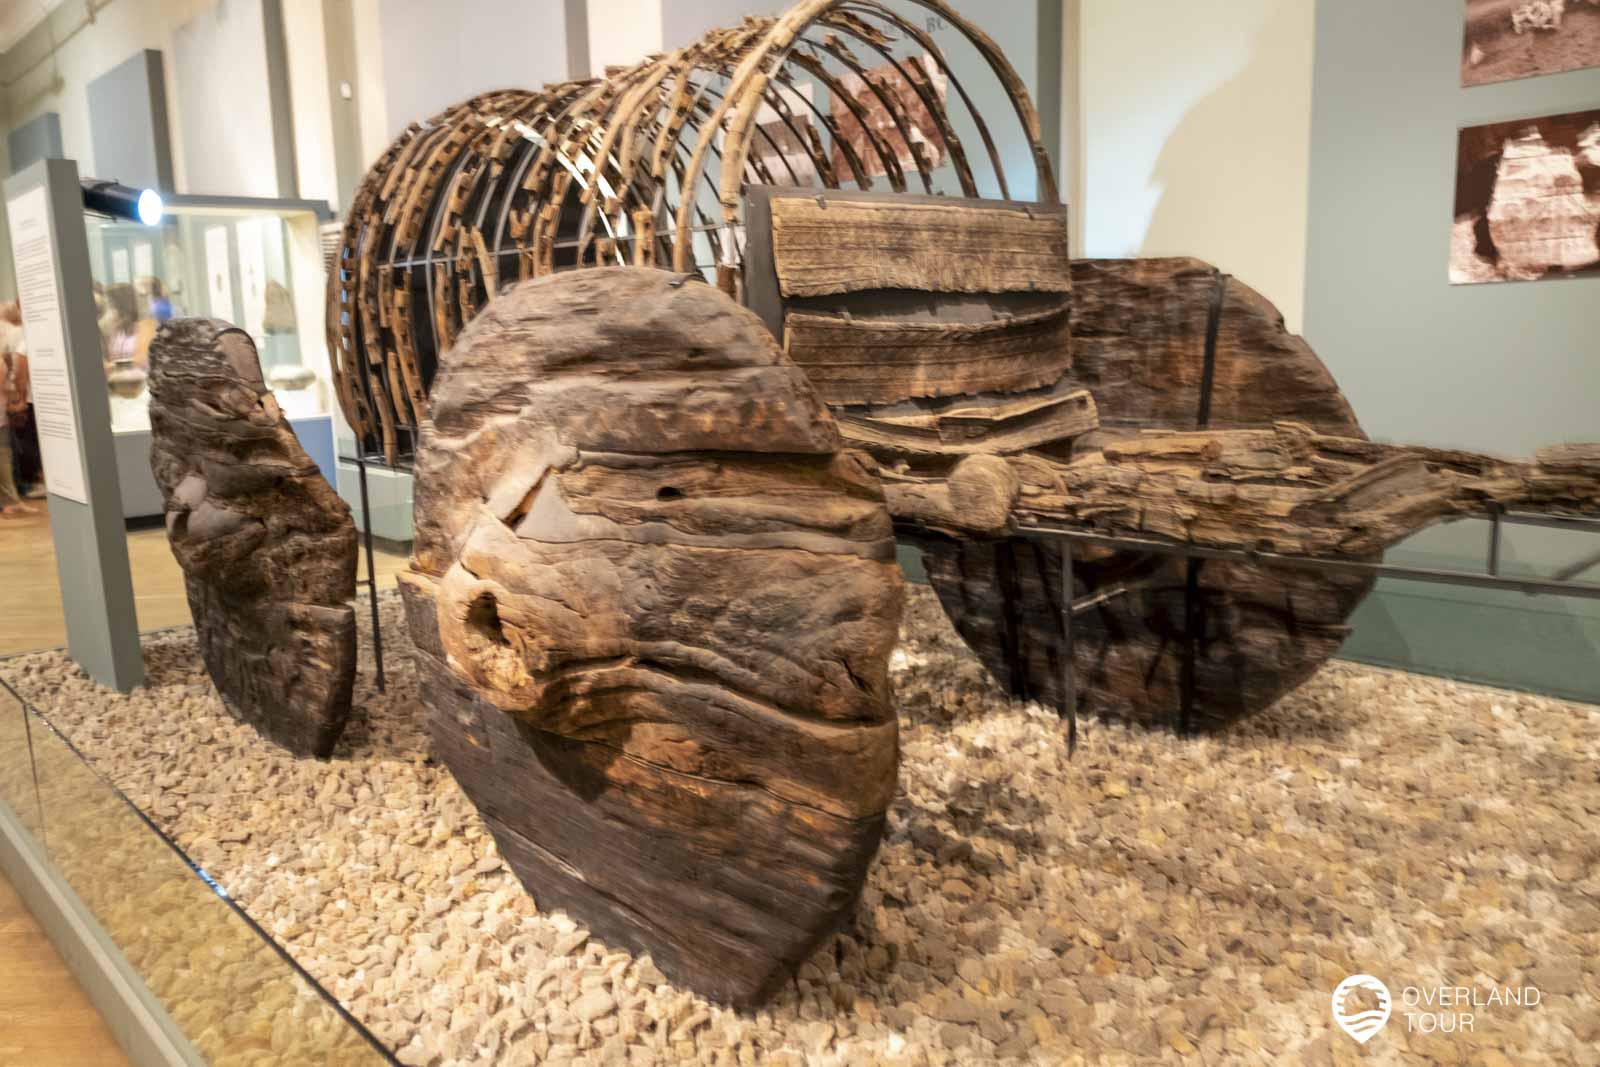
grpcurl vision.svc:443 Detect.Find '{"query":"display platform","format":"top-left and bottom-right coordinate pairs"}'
top-left (2, 587), bottom-right (1596, 1065)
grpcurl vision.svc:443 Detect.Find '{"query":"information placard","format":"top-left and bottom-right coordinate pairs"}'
top-left (6, 184), bottom-right (88, 504)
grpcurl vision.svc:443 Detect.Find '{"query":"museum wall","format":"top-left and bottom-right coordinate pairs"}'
top-left (373, 0), bottom-right (581, 142)
top-left (588, 0), bottom-right (665, 75)
top-left (0, 0), bottom-right (353, 297)
top-left (1304, 0), bottom-right (1600, 700)
top-left (1075, 0), bottom-right (1315, 332)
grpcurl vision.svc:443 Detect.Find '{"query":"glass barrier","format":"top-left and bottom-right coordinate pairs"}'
top-left (0, 682), bottom-right (43, 839)
top-left (0, 674), bottom-right (394, 1066)
top-left (85, 202), bottom-right (331, 434)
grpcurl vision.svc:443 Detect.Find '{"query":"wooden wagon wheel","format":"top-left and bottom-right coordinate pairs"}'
top-left (400, 268), bottom-right (904, 1006)
top-left (919, 259), bottom-right (1374, 730)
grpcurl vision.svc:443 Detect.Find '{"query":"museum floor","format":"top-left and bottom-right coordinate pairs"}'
top-left (1, 583), bottom-right (1596, 1065)
top-left (0, 505), bottom-right (411, 656)
top-left (0, 872), bottom-right (131, 1066)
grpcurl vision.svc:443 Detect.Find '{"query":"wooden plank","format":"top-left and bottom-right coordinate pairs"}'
top-left (836, 383), bottom-right (1097, 457)
top-left (771, 196), bottom-right (1070, 297)
top-left (784, 300), bottom-right (1072, 405)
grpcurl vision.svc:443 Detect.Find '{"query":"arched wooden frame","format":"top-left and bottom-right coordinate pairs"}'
top-left (326, 0), bottom-right (1056, 461)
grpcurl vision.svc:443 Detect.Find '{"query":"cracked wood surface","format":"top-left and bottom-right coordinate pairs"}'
top-left (914, 259), bottom-right (1378, 728)
top-left (784, 300), bottom-right (1073, 405)
top-left (401, 268), bottom-right (904, 1006)
top-left (147, 319), bottom-right (357, 757)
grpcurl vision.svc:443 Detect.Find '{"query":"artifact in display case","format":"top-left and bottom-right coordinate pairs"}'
top-left (88, 199), bottom-right (330, 433)
top-left (328, 0), bottom-right (1600, 1007)
top-left (148, 318), bottom-right (357, 758)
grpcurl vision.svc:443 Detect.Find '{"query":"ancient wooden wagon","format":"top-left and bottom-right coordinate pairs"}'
top-left (327, 0), bottom-right (1600, 1004)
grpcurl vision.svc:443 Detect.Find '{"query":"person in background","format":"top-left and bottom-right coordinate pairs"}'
top-left (101, 283), bottom-right (155, 371)
top-left (4, 302), bottom-right (42, 499)
top-left (139, 276), bottom-right (173, 323)
top-left (0, 306), bottom-right (37, 517)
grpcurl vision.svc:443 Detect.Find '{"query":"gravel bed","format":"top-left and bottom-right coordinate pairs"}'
top-left (3, 587), bottom-right (1598, 1066)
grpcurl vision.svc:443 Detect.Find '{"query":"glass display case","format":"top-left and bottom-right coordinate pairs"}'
top-left (83, 195), bottom-right (337, 516)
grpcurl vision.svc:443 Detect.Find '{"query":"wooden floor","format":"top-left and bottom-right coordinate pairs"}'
top-left (0, 870), bottom-right (131, 1066)
top-left (0, 504), bottom-right (411, 657)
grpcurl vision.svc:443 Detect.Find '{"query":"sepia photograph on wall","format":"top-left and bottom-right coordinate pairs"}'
top-left (1451, 106), bottom-right (1600, 284)
top-left (1461, 0), bottom-right (1600, 86)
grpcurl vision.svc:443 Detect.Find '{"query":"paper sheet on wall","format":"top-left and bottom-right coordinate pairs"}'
top-left (111, 247), bottom-right (130, 283)
top-left (236, 218), bottom-right (266, 344)
top-left (6, 185), bottom-right (88, 504)
top-left (204, 224), bottom-right (236, 323)
top-left (133, 241), bottom-right (153, 281)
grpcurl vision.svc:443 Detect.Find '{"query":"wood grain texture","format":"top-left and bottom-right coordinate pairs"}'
top-left (916, 258), bottom-right (1375, 728)
top-left (148, 319), bottom-right (357, 758)
top-left (784, 301), bottom-right (1072, 405)
top-left (1068, 258), bottom-right (1359, 436)
top-left (835, 381), bottom-right (1097, 458)
top-left (770, 197), bottom-right (1071, 297)
top-left (402, 268), bottom-right (904, 1006)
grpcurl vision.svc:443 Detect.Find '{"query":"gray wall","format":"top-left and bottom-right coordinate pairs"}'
top-left (376, 0), bottom-right (578, 139)
top-left (84, 50), bottom-right (174, 191)
top-left (1305, 0), bottom-right (1600, 700)
top-left (8, 113), bottom-right (64, 175)
top-left (171, 0), bottom-right (295, 197)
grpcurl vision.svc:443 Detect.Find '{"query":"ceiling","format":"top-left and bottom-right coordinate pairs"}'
top-left (0, 0), bottom-right (67, 58)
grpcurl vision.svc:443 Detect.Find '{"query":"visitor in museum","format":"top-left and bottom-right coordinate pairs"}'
top-left (2, 301), bottom-right (42, 500)
top-left (0, 316), bottom-right (36, 518)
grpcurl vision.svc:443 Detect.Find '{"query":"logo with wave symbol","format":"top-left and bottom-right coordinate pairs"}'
top-left (1331, 974), bottom-right (1392, 1044)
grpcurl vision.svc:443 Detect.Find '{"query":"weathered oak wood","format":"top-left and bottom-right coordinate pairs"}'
top-left (1068, 258), bottom-right (1359, 436)
top-left (148, 319), bottom-right (357, 757)
top-left (784, 301), bottom-right (1073, 405)
top-left (917, 259), bottom-right (1374, 727)
top-left (402, 268), bottom-right (904, 1006)
top-left (769, 197), bottom-right (1071, 297)
top-left (889, 424), bottom-right (1600, 556)
top-left (835, 381), bottom-right (1097, 458)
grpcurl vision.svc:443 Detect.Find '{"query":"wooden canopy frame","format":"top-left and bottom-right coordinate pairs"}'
top-left (326, 0), bottom-right (1055, 462)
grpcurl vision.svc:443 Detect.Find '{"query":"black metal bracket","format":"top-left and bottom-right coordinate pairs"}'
top-left (1020, 509), bottom-right (1600, 743)
top-left (340, 447), bottom-right (416, 697)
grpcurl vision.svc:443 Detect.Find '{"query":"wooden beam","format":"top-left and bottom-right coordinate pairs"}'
top-left (770, 197), bottom-right (1070, 297)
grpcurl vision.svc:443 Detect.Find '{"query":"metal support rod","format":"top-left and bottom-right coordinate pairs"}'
top-left (1058, 541), bottom-right (1077, 755)
top-left (1016, 522), bottom-right (1600, 601)
top-left (994, 541), bottom-right (1027, 700)
top-left (1554, 547), bottom-right (1600, 583)
top-left (1179, 559), bottom-right (1204, 736)
top-left (1488, 507), bottom-right (1503, 577)
top-left (355, 456), bottom-right (386, 694)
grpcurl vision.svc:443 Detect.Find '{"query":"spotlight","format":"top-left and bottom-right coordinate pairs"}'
top-left (80, 179), bottom-right (164, 225)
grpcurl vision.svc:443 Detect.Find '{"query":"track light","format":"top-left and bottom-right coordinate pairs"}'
top-left (80, 179), bottom-right (163, 225)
